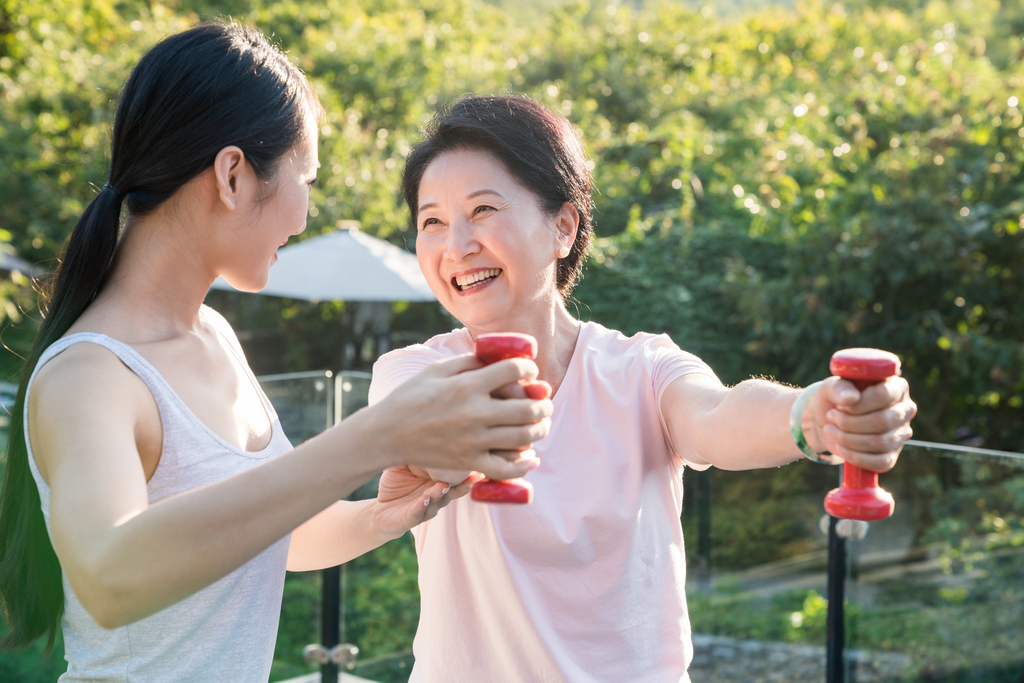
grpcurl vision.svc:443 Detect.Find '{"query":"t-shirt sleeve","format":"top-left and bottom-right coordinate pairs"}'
top-left (367, 345), bottom-right (447, 406)
top-left (643, 334), bottom-right (723, 471)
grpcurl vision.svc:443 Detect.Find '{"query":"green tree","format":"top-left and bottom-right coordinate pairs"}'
top-left (2, 1), bottom-right (1022, 678)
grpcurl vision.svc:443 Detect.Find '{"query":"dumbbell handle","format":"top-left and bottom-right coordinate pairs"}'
top-left (469, 333), bottom-right (538, 504)
top-left (823, 348), bottom-right (899, 521)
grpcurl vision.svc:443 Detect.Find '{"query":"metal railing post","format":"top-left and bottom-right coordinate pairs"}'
top-left (826, 514), bottom-right (846, 683)
top-left (320, 566), bottom-right (341, 683)
top-left (323, 375), bottom-right (343, 683)
top-left (696, 468), bottom-right (712, 588)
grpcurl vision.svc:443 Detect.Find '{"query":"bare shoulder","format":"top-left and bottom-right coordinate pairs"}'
top-left (30, 341), bottom-right (152, 432)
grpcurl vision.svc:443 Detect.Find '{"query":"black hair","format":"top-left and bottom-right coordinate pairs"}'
top-left (0, 21), bottom-right (319, 651)
top-left (402, 95), bottom-right (594, 297)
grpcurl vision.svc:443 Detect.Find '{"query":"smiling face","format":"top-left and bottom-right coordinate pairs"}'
top-left (415, 148), bottom-right (576, 331)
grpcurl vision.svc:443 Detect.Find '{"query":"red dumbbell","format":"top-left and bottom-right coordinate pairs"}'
top-left (823, 348), bottom-right (899, 521)
top-left (470, 333), bottom-right (540, 504)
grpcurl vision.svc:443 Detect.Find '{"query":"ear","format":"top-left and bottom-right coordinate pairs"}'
top-left (554, 202), bottom-right (579, 257)
top-left (213, 146), bottom-right (248, 211)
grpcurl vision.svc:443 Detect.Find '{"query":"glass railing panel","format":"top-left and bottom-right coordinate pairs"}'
top-left (262, 371), bottom-right (416, 683)
top-left (845, 444), bottom-right (1024, 682)
top-left (336, 372), bottom-right (376, 502)
top-left (683, 460), bottom-right (842, 680)
top-left (257, 371), bottom-right (336, 683)
top-left (258, 370), bottom-right (334, 446)
top-left (684, 442), bottom-right (1024, 683)
top-left (333, 371), bottom-right (419, 683)
top-left (336, 371), bottom-right (371, 419)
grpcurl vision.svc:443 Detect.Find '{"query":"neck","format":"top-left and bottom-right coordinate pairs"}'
top-left (72, 211), bottom-right (216, 343)
top-left (467, 298), bottom-right (580, 395)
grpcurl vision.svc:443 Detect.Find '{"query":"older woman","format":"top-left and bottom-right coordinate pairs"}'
top-left (368, 96), bottom-right (916, 682)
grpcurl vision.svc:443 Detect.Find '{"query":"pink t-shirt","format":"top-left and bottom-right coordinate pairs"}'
top-left (368, 321), bottom-right (720, 683)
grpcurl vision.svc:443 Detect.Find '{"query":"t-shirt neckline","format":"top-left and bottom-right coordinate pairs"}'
top-left (549, 321), bottom-right (588, 411)
top-left (460, 322), bottom-right (590, 410)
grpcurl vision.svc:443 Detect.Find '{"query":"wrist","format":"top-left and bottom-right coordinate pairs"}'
top-left (789, 382), bottom-right (833, 464)
top-left (345, 403), bottom-right (404, 472)
top-left (361, 499), bottom-right (406, 543)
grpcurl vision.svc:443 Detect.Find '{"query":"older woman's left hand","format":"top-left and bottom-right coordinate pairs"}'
top-left (802, 376), bottom-right (917, 472)
top-left (370, 465), bottom-right (485, 539)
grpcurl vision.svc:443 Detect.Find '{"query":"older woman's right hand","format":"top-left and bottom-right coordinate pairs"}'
top-left (370, 353), bottom-right (552, 481)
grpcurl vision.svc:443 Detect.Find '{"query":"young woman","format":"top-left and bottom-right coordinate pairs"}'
top-left (0, 27), bottom-right (551, 681)
top-left (368, 95), bottom-right (918, 682)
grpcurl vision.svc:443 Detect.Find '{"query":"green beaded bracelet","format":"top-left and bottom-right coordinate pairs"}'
top-left (789, 381), bottom-right (835, 464)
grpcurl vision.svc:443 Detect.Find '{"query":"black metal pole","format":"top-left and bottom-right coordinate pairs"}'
top-left (321, 565), bottom-right (341, 683)
top-left (696, 468), bottom-right (712, 586)
top-left (826, 515), bottom-right (846, 683)
top-left (340, 561), bottom-right (347, 647)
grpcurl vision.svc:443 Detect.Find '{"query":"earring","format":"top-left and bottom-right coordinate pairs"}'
top-left (557, 246), bottom-right (570, 258)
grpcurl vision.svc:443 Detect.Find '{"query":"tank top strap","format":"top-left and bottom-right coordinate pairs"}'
top-left (30, 332), bottom-right (176, 407)
top-left (31, 331), bottom-right (286, 460)
top-left (204, 313), bottom-right (279, 421)
top-left (24, 332), bottom-right (187, 522)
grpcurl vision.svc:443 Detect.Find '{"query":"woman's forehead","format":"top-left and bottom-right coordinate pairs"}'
top-left (420, 148), bottom-right (520, 195)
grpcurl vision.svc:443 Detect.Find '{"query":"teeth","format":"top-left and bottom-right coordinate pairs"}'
top-left (454, 268), bottom-right (501, 291)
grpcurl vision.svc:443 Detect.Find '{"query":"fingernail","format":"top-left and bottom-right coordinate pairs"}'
top-left (423, 498), bottom-right (430, 507)
top-left (837, 389), bottom-right (858, 401)
top-left (527, 459), bottom-right (541, 471)
top-left (442, 486), bottom-right (450, 495)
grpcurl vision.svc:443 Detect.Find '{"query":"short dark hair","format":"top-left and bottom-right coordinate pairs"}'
top-left (403, 95), bottom-right (594, 297)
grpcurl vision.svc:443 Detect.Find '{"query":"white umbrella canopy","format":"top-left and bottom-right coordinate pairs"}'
top-left (210, 224), bottom-right (435, 302)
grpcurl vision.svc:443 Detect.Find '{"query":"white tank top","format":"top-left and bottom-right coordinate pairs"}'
top-left (25, 325), bottom-right (293, 682)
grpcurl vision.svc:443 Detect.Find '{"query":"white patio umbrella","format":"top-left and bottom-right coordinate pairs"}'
top-left (210, 223), bottom-right (435, 302)
top-left (0, 248), bottom-right (35, 276)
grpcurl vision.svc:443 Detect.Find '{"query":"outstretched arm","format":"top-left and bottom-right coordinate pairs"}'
top-left (286, 466), bottom-right (483, 571)
top-left (661, 373), bottom-right (916, 472)
top-left (35, 348), bottom-right (551, 628)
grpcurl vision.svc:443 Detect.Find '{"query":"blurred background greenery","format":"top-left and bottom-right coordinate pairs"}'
top-left (1, 0), bottom-right (1021, 680)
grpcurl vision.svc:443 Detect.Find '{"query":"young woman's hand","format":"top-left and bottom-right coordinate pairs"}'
top-left (802, 376), bottom-right (917, 472)
top-left (368, 354), bottom-right (553, 480)
top-left (370, 466), bottom-right (485, 539)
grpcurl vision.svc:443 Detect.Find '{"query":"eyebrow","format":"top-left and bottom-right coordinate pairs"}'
top-left (419, 189), bottom-right (505, 213)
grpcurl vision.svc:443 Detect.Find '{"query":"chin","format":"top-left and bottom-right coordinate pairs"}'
top-left (454, 309), bottom-right (514, 333)
top-left (222, 273), bottom-right (269, 294)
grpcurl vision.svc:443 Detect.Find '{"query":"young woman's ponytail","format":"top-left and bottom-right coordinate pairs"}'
top-left (0, 21), bottom-right (320, 650)
top-left (45, 184), bottom-right (126, 336)
top-left (0, 184), bottom-right (125, 651)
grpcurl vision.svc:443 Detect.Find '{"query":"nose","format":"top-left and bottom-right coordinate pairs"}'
top-left (444, 217), bottom-right (480, 262)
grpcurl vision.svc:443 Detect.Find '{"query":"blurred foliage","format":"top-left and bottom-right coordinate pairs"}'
top-left (682, 462), bottom-right (839, 569)
top-left (688, 582), bottom-right (834, 643)
top-left (2, 0), bottom-right (1021, 439)
top-left (0, 621), bottom-right (65, 682)
top-left (917, 456), bottom-right (1024, 612)
top-left (267, 536), bottom-right (420, 683)
top-left (690, 579), bottom-right (1024, 681)
top-left (557, 0), bottom-right (1024, 451)
top-left (2, 0), bottom-right (1023, 679)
